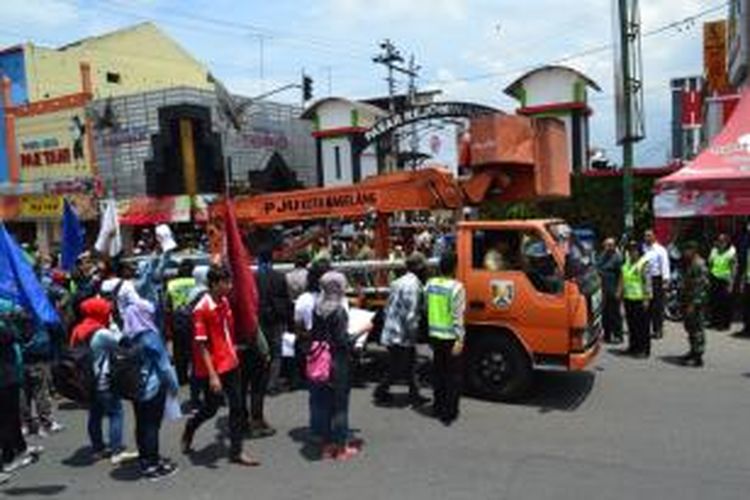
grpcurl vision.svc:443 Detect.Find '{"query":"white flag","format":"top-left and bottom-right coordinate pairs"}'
top-left (95, 199), bottom-right (122, 257)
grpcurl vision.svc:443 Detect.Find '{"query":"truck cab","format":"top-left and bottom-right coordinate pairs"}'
top-left (456, 219), bottom-right (602, 401)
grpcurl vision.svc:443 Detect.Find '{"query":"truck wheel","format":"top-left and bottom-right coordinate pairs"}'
top-left (465, 334), bottom-right (532, 402)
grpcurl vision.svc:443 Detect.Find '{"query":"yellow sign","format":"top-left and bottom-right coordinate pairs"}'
top-left (15, 106), bottom-right (92, 182)
top-left (18, 194), bottom-right (97, 220)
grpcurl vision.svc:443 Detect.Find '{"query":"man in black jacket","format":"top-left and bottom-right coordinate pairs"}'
top-left (255, 250), bottom-right (292, 394)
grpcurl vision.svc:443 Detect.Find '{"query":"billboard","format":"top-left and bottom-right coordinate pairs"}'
top-left (14, 106), bottom-right (92, 182)
top-left (704, 20), bottom-right (730, 94)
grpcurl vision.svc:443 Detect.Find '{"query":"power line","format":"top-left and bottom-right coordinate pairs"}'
top-left (97, 0), bottom-right (376, 61)
top-left (429, 1), bottom-right (729, 86)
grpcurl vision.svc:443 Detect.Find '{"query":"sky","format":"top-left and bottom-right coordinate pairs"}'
top-left (0, 0), bottom-right (731, 166)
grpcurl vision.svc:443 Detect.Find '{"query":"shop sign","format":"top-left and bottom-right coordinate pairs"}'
top-left (261, 190), bottom-right (378, 216)
top-left (364, 102), bottom-right (498, 143)
top-left (18, 194), bottom-right (97, 220)
top-left (15, 107), bottom-right (92, 182)
top-left (704, 20), bottom-right (730, 94)
top-left (231, 128), bottom-right (289, 150)
top-left (100, 125), bottom-right (150, 148)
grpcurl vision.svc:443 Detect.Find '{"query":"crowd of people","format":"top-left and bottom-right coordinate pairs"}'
top-left (596, 226), bottom-right (750, 368)
top-left (0, 222), bottom-right (467, 485)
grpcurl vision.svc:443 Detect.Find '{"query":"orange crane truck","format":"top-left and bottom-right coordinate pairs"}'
top-left (215, 113), bottom-right (602, 401)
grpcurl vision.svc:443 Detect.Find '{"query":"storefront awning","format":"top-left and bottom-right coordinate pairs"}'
top-left (654, 87), bottom-right (750, 218)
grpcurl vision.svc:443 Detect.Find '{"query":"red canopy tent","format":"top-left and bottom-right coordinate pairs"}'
top-left (654, 87), bottom-right (750, 222)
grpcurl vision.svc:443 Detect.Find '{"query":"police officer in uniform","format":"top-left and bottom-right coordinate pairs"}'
top-left (425, 252), bottom-right (466, 426)
top-left (679, 242), bottom-right (709, 367)
top-left (619, 241), bottom-right (652, 358)
top-left (708, 234), bottom-right (736, 331)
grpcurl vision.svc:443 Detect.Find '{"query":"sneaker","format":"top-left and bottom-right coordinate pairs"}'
top-left (26, 445), bottom-right (44, 456)
top-left (143, 461), bottom-right (178, 482)
top-left (110, 450), bottom-right (139, 466)
top-left (334, 445), bottom-right (361, 461)
top-left (320, 443), bottom-right (337, 460)
top-left (44, 421), bottom-right (65, 434)
top-left (0, 472), bottom-right (11, 485)
top-left (229, 453), bottom-right (261, 467)
top-left (2, 454), bottom-right (34, 473)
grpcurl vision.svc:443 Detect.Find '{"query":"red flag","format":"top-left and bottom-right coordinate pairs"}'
top-left (224, 199), bottom-right (259, 340)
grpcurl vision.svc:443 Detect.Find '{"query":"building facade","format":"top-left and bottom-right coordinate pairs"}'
top-left (90, 86), bottom-right (316, 200)
top-left (503, 65), bottom-right (601, 172)
top-left (728, 0), bottom-right (750, 87)
top-left (0, 22), bottom-right (315, 250)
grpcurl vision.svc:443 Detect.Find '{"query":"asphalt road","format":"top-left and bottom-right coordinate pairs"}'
top-left (5, 322), bottom-right (750, 500)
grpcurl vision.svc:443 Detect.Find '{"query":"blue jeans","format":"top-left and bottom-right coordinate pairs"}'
top-left (309, 383), bottom-right (350, 445)
top-left (88, 390), bottom-right (124, 453)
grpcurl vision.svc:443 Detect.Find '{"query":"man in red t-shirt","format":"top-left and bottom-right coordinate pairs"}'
top-left (181, 265), bottom-right (259, 466)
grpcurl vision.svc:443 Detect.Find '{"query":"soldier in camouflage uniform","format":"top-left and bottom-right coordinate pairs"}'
top-left (679, 242), bottom-right (709, 367)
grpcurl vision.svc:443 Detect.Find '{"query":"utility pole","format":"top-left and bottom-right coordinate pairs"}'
top-left (407, 54), bottom-right (421, 169)
top-left (615, 0), bottom-right (644, 237)
top-left (373, 39), bottom-right (405, 172)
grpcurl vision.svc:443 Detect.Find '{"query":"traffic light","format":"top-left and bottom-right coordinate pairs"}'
top-left (302, 75), bottom-right (313, 101)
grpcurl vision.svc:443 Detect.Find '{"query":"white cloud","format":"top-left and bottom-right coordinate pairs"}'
top-left (330, 0), bottom-right (467, 21)
top-left (1, 0), bottom-right (79, 28)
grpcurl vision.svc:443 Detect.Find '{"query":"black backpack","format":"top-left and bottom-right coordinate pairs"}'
top-left (109, 334), bottom-right (148, 401)
top-left (100, 280), bottom-right (125, 329)
top-left (51, 345), bottom-right (95, 404)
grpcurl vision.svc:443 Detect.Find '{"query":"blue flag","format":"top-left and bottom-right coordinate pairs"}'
top-left (61, 199), bottom-right (85, 271)
top-left (0, 224), bottom-right (60, 325)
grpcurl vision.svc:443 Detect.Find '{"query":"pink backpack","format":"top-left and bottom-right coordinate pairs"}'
top-left (306, 340), bottom-right (332, 384)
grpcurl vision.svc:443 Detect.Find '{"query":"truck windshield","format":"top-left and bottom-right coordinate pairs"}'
top-left (546, 222), bottom-right (599, 295)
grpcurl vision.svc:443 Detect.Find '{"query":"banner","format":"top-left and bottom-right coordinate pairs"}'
top-left (15, 106), bottom-right (92, 182)
top-left (18, 194), bottom-right (97, 220)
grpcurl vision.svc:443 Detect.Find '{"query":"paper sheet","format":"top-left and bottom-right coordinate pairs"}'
top-left (164, 394), bottom-right (183, 422)
top-left (348, 308), bottom-right (376, 336)
top-left (282, 332), bottom-right (296, 358)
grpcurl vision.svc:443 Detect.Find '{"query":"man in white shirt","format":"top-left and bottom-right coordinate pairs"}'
top-left (643, 230), bottom-right (670, 339)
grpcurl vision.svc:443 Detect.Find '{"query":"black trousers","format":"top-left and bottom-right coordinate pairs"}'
top-left (239, 348), bottom-right (269, 423)
top-left (649, 276), bottom-right (665, 336)
top-left (709, 276), bottom-right (732, 330)
top-left (0, 384), bottom-right (26, 464)
top-left (625, 300), bottom-right (650, 355)
top-left (375, 345), bottom-right (420, 398)
top-left (172, 325), bottom-right (191, 386)
top-left (186, 369), bottom-right (244, 458)
top-left (743, 286), bottom-right (750, 333)
top-left (430, 339), bottom-right (462, 422)
top-left (602, 292), bottom-right (623, 341)
top-left (133, 389), bottom-right (166, 469)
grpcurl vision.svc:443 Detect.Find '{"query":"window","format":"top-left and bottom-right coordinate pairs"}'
top-left (472, 230), bottom-right (522, 271)
top-left (106, 72), bottom-right (121, 84)
top-left (334, 145), bottom-right (342, 180)
top-left (472, 229), bottom-right (562, 295)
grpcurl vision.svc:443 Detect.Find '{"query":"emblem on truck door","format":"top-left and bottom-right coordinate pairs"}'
top-left (490, 280), bottom-right (515, 308)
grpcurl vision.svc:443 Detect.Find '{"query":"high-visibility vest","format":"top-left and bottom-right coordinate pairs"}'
top-left (426, 277), bottom-right (460, 340)
top-left (622, 257), bottom-right (647, 301)
top-left (709, 247), bottom-right (735, 281)
top-left (167, 277), bottom-right (196, 309)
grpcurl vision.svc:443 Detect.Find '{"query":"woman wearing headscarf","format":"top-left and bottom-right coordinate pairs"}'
top-left (122, 297), bottom-right (179, 481)
top-left (72, 297), bottom-right (136, 465)
top-left (307, 271), bottom-right (361, 461)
